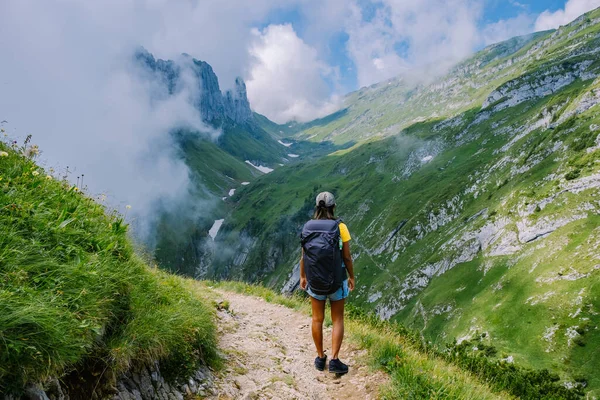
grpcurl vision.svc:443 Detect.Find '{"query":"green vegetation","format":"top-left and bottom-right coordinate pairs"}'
top-left (0, 141), bottom-right (218, 395)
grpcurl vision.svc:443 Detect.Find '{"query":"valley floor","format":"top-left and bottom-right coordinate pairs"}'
top-left (208, 290), bottom-right (387, 399)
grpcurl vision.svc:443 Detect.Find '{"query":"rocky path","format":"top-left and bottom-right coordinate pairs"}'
top-left (208, 291), bottom-right (387, 400)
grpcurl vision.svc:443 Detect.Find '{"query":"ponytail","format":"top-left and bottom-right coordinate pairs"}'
top-left (313, 201), bottom-right (335, 220)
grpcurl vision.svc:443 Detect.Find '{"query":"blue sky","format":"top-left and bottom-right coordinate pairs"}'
top-left (484, 0), bottom-right (564, 22)
top-left (256, 0), bottom-right (587, 97)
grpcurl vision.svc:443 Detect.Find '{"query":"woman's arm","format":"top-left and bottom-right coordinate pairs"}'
top-left (342, 242), bottom-right (355, 291)
top-left (299, 248), bottom-right (307, 290)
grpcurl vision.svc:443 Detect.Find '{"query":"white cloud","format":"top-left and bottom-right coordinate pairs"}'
top-left (509, 0), bottom-right (528, 10)
top-left (482, 13), bottom-right (535, 45)
top-left (246, 24), bottom-right (341, 123)
top-left (345, 3), bottom-right (408, 87)
top-left (0, 1), bottom-right (227, 243)
top-left (345, 0), bottom-right (483, 88)
top-left (535, 0), bottom-right (600, 31)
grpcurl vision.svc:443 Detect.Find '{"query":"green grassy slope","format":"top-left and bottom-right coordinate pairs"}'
top-left (179, 132), bottom-right (259, 194)
top-left (282, 18), bottom-right (593, 146)
top-left (0, 141), bottom-right (218, 396)
top-left (217, 122), bottom-right (289, 165)
top-left (203, 8), bottom-right (600, 396)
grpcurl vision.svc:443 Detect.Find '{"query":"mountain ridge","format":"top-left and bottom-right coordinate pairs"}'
top-left (135, 47), bottom-right (252, 125)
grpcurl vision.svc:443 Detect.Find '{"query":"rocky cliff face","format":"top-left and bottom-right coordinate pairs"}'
top-left (6, 363), bottom-right (215, 400)
top-left (135, 48), bottom-right (251, 125)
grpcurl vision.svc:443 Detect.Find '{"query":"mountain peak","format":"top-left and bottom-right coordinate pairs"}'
top-left (134, 48), bottom-right (251, 125)
top-left (224, 77), bottom-right (251, 124)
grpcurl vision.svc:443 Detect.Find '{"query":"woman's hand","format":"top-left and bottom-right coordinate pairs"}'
top-left (300, 276), bottom-right (308, 290)
top-left (348, 277), bottom-right (355, 291)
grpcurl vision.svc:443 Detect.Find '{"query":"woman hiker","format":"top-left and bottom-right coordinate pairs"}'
top-left (300, 191), bottom-right (355, 375)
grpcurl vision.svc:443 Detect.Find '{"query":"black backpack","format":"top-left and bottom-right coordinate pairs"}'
top-left (301, 219), bottom-right (346, 295)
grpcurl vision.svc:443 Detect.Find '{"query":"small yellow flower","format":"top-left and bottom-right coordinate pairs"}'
top-left (126, 205), bottom-right (132, 210)
top-left (46, 175), bottom-right (53, 181)
top-left (32, 170), bottom-right (40, 177)
top-left (0, 128), bottom-right (4, 133)
top-left (0, 151), bottom-right (8, 157)
top-left (73, 187), bottom-right (80, 192)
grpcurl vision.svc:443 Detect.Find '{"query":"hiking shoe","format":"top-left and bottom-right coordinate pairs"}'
top-left (329, 358), bottom-right (348, 375)
top-left (314, 355), bottom-right (327, 371)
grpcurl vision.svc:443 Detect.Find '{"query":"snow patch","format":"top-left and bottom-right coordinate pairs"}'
top-left (241, 182), bottom-right (250, 185)
top-left (228, 189), bottom-right (236, 197)
top-left (287, 154), bottom-right (299, 158)
top-left (208, 219), bottom-right (224, 240)
top-left (278, 140), bottom-right (293, 147)
top-left (421, 155), bottom-right (434, 163)
top-left (245, 161), bottom-right (274, 174)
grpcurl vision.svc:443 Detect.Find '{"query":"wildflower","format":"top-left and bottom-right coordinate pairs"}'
top-left (24, 145), bottom-right (40, 159)
top-left (73, 187), bottom-right (80, 193)
top-left (0, 151), bottom-right (8, 157)
top-left (32, 171), bottom-right (40, 177)
top-left (126, 205), bottom-right (132, 210)
top-left (0, 128), bottom-right (4, 132)
top-left (46, 175), bottom-right (53, 181)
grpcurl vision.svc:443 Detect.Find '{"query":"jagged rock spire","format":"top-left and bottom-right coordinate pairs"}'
top-left (134, 47), bottom-right (251, 124)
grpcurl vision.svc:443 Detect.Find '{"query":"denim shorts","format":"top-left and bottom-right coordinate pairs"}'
top-left (307, 279), bottom-right (349, 302)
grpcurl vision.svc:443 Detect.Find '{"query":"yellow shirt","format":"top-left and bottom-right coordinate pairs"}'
top-left (339, 222), bottom-right (351, 243)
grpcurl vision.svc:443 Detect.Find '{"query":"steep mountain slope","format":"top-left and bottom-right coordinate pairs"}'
top-left (135, 48), bottom-right (288, 169)
top-left (134, 49), bottom-right (309, 273)
top-left (135, 49), bottom-right (359, 274)
top-left (202, 7), bottom-right (600, 394)
top-left (284, 19), bottom-right (592, 146)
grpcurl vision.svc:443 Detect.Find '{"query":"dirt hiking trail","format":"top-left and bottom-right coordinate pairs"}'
top-left (208, 290), bottom-right (388, 400)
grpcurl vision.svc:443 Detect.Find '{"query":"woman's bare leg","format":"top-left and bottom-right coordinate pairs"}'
top-left (311, 297), bottom-right (326, 357)
top-left (330, 298), bottom-right (345, 359)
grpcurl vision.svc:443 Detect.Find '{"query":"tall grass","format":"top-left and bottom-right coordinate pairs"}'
top-left (0, 140), bottom-right (218, 395)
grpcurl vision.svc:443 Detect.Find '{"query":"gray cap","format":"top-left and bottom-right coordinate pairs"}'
top-left (316, 191), bottom-right (336, 207)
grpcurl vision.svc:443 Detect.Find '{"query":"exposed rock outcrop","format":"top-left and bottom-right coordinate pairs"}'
top-left (6, 363), bottom-right (214, 400)
top-left (482, 61), bottom-right (596, 111)
top-left (135, 47), bottom-right (251, 124)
